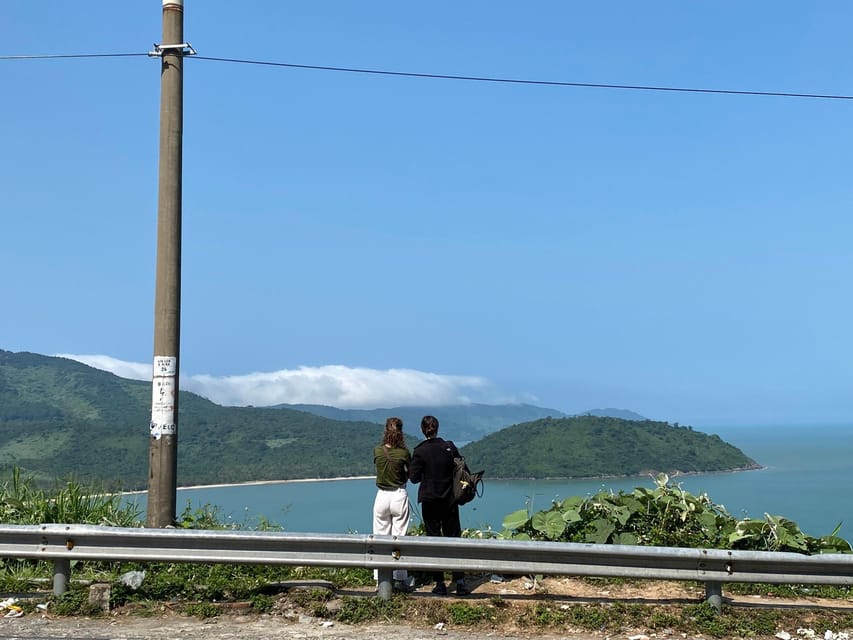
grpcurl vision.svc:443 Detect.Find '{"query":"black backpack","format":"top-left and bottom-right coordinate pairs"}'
top-left (450, 453), bottom-right (484, 506)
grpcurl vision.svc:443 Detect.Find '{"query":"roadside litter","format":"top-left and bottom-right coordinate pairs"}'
top-left (0, 597), bottom-right (23, 618)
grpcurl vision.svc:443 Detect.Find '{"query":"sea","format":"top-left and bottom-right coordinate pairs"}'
top-left (125, 423), bottom-right (853, 539)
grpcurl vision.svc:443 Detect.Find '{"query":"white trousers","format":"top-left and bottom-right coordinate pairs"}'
top-left (372, 487), bottom-right (411, 581)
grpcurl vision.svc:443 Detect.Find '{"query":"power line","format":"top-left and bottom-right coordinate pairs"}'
top-left (3, 50), bottom-right (852, 101)
top-left (193, 55), bottom-right (853, 101)
top-left (0, 53), bottom-right (148, 60)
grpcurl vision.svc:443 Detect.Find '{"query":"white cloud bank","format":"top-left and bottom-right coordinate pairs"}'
top-left (55, 354), bottom-right (533, 409)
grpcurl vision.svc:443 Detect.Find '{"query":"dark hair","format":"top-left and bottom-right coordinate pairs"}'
top-left (383, 417), bottom-right (405, 448)
top-left (420, 415), bottom-right (439, 439)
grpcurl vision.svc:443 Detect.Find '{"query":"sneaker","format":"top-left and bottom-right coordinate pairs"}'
top-left (455, 581), bottom-right (470, 596)
top-left (393, 580), bottom-right (414, 593)
top-left (431, 582), bottom-right (447, 595)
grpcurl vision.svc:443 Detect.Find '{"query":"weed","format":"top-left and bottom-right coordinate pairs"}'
top-left (51, 588), bottom-right (103, 617)
top-left (682, 602), bottom-right (730, 637)
top-left (0, 467), bottom-right (141, 526)
top-left (528, 602), bottom-right (566, 626)
top-left (446, 602), bottom-right (493, 625)
top-left (336, 595), bottom-right (402, 624)
top-left (0, 559), bottom-right (47, 592)
top-left (250, 593), bottom-right (274, 613)
top-left (647, 608), bottom-right (680, 629)
top-left (489, 594), bottom-right (508, 608)
top-left (182, 601), bottom-right (220, 618)
top-left (415, 598), bottom-right (449, 626)
top-left (565, 603), bottom-right (607, 629)
top-left (728, 582), bottom-right (853, 600)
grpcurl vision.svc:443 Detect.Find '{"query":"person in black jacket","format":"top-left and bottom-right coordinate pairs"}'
top-left (408, 415), bottom-right (470, 596)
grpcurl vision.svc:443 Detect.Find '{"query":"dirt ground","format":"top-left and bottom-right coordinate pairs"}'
top-left (2, 576), bottom-right (852, 640)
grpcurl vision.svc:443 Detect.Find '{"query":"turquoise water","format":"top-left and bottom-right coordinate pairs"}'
top-left (126, 423), bottom-right (853, 538)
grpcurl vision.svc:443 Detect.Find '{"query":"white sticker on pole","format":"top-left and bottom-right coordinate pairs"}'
top-left (150, 356), bottom-right (177, 438)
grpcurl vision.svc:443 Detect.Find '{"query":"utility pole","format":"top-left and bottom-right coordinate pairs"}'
top-left (147, 0), bottom-right (186, 528)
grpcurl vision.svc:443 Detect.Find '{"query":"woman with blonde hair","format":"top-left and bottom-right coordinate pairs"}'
top-left (372, 416), bottom-right (413, 591)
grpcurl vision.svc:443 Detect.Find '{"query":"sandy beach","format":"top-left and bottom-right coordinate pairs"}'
top-left (123, 476), bottom-right (375, 495)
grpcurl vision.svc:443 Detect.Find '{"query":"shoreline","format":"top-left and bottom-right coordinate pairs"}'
top-left (122, 466), bottom-right (763, 495)
top-left (122, 476), bottom-right (375, 496)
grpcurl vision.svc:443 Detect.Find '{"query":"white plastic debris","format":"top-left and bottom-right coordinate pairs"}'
top-left (434, 622), bottom-right (445, 631)
top-left (825, 632), bottom-right (835, 640)
top-left (490, 574), bottom-right (504, 583)
top-left (776, 632), bottom-right (792, 640)
top-left (320, 621), bottom-right (334, 627)
top-left (0, 597), bottom-right (22, 619)
top-left (119, 570), bottom-right (146, 590)
top-left (798, 630), bottom-right (817, 639)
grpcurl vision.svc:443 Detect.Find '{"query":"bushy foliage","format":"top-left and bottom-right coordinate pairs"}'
top-left (0, 467), bottom-right (141, 526)
top-left (498, 473), bottom-right (852, 554)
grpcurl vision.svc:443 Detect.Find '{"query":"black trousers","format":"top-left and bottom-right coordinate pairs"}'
top-left (421, 499), bottom-right (463, 583)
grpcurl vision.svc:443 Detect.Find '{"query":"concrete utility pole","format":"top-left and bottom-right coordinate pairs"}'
top-left (147, 0), bottom-right (186, 528)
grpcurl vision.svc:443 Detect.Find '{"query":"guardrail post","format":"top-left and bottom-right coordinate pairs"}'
top-left (704, 581), bottom-right (723, 614)
top-left (53, 558), bottom-right (70, 596)
top-left (376, 568), bottom-right (393, 601)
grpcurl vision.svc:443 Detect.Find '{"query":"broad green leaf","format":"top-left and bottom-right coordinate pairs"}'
top-left (502, 509), bottom-right (530, 531)
top-left (621, 496), bottom-right (643, 513)
top-left (531, 510), bottom-right (567, 540)
top-left (817, 536), bottom-right (852, 553)
top-left (696, 511), bottom-right (718, 530)
top-left (585, 518), bottom-right (615, 544)
top-left (612, 505), bottom-right (632, 526)
top-left (612, 532), bottom-right (639, 545)
top-left (562, 508), bottom-right (582, 523)
top-left (558, 496), bottom-right (584, 510)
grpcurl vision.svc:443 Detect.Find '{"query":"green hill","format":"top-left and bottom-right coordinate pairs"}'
top-left (0, 350), bottom-right (383, 489)
top-left (459, 415), bottom-right (760, 479)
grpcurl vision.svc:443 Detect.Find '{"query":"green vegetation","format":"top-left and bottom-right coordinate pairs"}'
top-left (461, 415), bottom-right (759, 479)
top-left (498, 472), bottom-right (851, 553)
top-left (0, 467), bottom-right (142, 526)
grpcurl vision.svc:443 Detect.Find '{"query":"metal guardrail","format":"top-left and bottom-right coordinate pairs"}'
top-left (1, 523), bottom-right (852, 610)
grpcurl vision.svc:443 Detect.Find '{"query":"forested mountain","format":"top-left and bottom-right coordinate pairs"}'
top-left (0, 350), bottom-right (383, 489)
top-left (459, 415), bottom-right (760, 479)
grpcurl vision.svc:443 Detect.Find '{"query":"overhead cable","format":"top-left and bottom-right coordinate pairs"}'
top-left (193, 55), bottom-right (853, 101)
top-left (2, 51), bottom-right (851, 101)
top-left (0, 53), bottom-right (148, 60)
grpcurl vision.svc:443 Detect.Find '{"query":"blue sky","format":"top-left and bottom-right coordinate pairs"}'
top-left (3, 2), bottom-right (852, 427)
